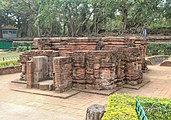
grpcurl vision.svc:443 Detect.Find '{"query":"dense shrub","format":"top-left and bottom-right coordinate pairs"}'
top-left (138, 97), bottom-right (171, 120)
top-left (0, 59), bottom-right (20, 67)
top-left (147, 42), bottom-right (171, 56)
top-left (13, 42), bottom-right (32, 47)
top-left (102, 94), bottom-right (171, 120)
top-left (13, 42), bottom-right (32, 51)
top-left (102, 94), bottom-right (138, 120)
top-left (16, 46), bottom-right (32, 52)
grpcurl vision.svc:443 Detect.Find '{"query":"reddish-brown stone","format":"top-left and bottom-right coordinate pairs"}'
top-left (26, 61), bottom-right (34, 88)
top-left (53, 57), bottom-right (72, 92)
top-left (19, 37), bottom-right (146, 91)
top-left (0, 65), bottom-right (21, 75)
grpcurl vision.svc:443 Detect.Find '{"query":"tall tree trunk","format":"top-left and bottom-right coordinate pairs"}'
top-left (63, 23), bottom-right (66, 36)
top-left (37, 26), bottom-right (40, 37)
top-left (67, 23), bottom-right (72, 36)
top-left (120, 7), bottom-right (128, 35)
top-left (27, 20), bottom-right (33, 37)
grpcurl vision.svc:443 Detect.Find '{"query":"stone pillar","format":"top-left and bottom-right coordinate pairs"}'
top-left (26, 61), bottom-right (34, 88)
top-left (72, 51), bottom-right (86, 89)
top-left (33, 56), bottom-right (48, 85)
top-left (53, 57), bottom-right (72, 93)
top-left (20, 63), bottom-right (26, 81)
top-left (53, 58), bottom-right (61, 87)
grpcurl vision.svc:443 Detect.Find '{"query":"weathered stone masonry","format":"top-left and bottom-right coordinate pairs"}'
top-left (19, 37), bottom-right (147, 92)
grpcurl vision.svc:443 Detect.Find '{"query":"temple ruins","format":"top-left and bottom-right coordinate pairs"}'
top-left (18, 37), bottom-right (147, 93)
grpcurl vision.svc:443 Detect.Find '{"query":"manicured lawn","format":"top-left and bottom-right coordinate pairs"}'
top-left (0, 51), bottom-right (22, 60)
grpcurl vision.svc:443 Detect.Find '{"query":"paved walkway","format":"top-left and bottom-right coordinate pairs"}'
top-left (118, 66), bottom-right (171, 98)
top-left (0, 65), bottom-right (171, 120)
top-left (0, 73), bottom-right (108, 120)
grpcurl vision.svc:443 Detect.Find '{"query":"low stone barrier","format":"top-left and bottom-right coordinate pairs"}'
top-left (0, 65), bottom-right (21, 75)
top-left (160, 60), bottom-right (171, 67)
top-left (146, 55), bottom-right (169, 65)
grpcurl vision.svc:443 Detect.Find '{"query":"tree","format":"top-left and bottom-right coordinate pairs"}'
top-left (1, 0), bottom-right (170, 37)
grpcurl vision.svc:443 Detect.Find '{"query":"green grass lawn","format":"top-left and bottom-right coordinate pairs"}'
top-left (0, 51), bottom-right (22, 66)
top-left (0, 51), bottom-right (22, 60)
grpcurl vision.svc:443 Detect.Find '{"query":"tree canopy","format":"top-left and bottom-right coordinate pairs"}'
top-left (0, 0), bottom-right (171, 37)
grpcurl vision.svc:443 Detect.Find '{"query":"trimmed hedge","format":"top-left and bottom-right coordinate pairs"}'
top-left (13, 42), bottom-right (32, 48)
top-left (102, 94), bottom-right (138, 120)
top-left (102, 94), bottom-right (171, 120)
top-left (13, 42), bottom-right (32, 51)
top-left (147, 42), bottom-right (171, 56)
top-left (138, 97), bottom-right (171, 120)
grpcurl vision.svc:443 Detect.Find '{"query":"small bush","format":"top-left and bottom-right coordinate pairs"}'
top-left (147, 42), bottom-right (171, 56)
top-left (138, 97), bottom-right (171, 120)
top-left (0, 59), bottom-right (20, 67)
top-left (13, 42), bottom-right (32, 48)
top-left (13, 42), bottom-right (32, 52)
top-left (102, 94), bottom-right (138, 120)
top-left (102, 94), bottom-right (171, 120)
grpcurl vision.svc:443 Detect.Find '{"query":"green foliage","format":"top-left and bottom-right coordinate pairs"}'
top-left (13, 42), bottom-right (32, 52)
top-left (102, 94), bottom-right (138, 120)
top-left (16, 46), bottom-right (32, 52)
top-left (13, 42), bottom-right (32, 47)
top-left (147, 42), bottom-right (171, 56)
top-left (0, 59), bottom-right (19, 67)
top-left (1, 0), bottom-right (171, 36)
top-left (137, 97), bottom-right (171, 120)
top-left (0, 51), bottom-right (21, 59)
top-left (102, 94), bottom-right (171, 120)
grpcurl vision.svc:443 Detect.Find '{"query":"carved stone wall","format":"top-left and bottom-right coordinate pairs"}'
top-left (19, 37), bottom-right (146, 92)
top-left (19, 50), bottom-right (59, 81)
top-left (72, 50), bottom-right (118, 90)
top-left (53, 57), bottom-right (72, 92)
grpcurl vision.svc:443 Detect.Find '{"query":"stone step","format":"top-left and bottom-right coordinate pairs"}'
top-left (38, 80), bottom-right (53, 91)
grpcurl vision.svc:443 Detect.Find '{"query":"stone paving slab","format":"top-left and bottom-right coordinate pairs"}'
top-left (117, 66), bottom-right (171, 98)
top-left (0, 102), bottom-right (82, 120)
top-left (1, 66), bottom-right (171, 120)
top-left (11, 83), bottom-right (80, 99)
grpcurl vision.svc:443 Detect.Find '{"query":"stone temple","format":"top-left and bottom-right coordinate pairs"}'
top-left (18, 37), bottom-right (147, 93)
